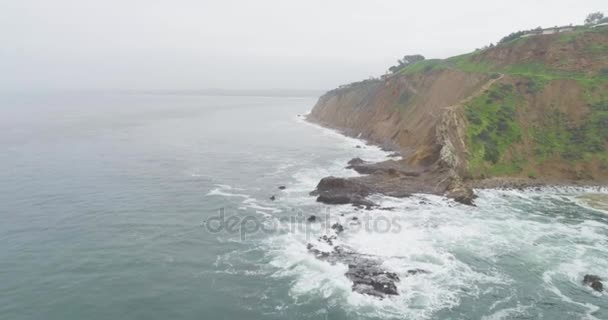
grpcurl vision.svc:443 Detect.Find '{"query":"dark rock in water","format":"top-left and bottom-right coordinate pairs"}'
top-left (446, 180), bottom-right (476, 206)
top-left (331, 223), bottom-right (345, 233)
top-left (307, 215), bottom-right (317, 223)
top-left (318, 235), bottom-right (337, 246)
top-left (352, 217), bottom-right (359, 221)
top-left (346, 263), bottom-right (400, 297)
top-left (385, 191), bottom-right (412, 198)
top-left (269, 195), bottom-right (276, 201)
top-left (311, 176), bottom-right (377, 208)
top-left (347, 157), bottom-right (366, 166)
top-left (312, 177), bottom-right (371, 196)
top-left (278, 186), bottom-right (286, 190)
top-left (387, 152), bottom-right (401, 158)
top-left (306, 243), bottom-right (399, 298)
top-left (356, 145), bottom-right (362, 149)
top-left (316, 194), bottom-right (351, 205)
top-left (346, 159), bottom-right (419, 177)
top-left (583, 274), bottom-right (603, 292)
top-left (407, 269), bottom-right (430, 275)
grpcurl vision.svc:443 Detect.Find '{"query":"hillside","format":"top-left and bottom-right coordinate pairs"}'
top-left (308, 26), bottom-right (608, 203)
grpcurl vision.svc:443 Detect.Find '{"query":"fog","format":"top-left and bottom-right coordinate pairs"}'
top-left (1, 0), bottom-right (605, 92)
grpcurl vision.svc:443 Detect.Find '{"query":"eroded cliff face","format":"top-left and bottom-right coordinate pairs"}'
top-left (308, 69), bottom-right (489, 203)
top-left (308, 27), bottom-right (608, 202)
top-left (309, 69), bottom-right (489, 171)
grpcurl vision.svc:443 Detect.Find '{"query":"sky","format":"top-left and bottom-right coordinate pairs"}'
top-left (1, 0), bottom-right (605, 92)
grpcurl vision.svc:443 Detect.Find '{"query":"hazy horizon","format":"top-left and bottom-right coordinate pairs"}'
top-left (2, 0), bottom-right (606, 93)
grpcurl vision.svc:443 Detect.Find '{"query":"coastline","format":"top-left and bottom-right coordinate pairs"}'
top-left (305, 113), bottom-right (608, 206)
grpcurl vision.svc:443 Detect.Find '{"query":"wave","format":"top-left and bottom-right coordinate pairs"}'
top-left (211, 115), bottom-right (608, 318)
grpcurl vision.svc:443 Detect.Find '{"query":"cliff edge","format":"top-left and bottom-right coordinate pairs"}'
top-left (308, 26), bottom-right (608, 204)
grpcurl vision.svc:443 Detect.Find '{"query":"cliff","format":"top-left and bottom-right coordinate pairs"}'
top-left (308, 26), bottom-right (608, 203)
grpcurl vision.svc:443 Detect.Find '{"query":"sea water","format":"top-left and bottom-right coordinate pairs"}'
top-left (0, 92), bottom-right (607, 319)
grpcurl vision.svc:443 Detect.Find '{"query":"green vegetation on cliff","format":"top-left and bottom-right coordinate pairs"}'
top-left (392, 25), bottom-right (608, 179)
top-left (465, 83), bottom-right (524, 177)
top-left (457, 26), bottom-right (608, 179)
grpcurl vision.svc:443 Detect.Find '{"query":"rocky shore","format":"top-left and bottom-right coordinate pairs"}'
top-left (306, 223), bottom-right (430, 298)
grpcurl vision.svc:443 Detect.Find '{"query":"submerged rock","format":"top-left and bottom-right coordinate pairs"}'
top-left (306, 243), bottom-right (400, 298)
top-left (583, 274), bottom-right (603, 292)
top-left (318, 235), bottom-right (337, 246)
top-left (347, 157), bottom-right (366, 166)
top-left (407, 269), bottom-right (430, 275)
top-left (346, 262), bottom-right (400, 297)
top-left (269, 195), bottom-right (276, 201)
top-left (306, 240), bottom-right (430, 298)
top-left (307, 215), bottom-right (317, 223)
top-left (331, 223), bottom-right (345, 233)
top-left (278, 186), bottom-right (286, 190)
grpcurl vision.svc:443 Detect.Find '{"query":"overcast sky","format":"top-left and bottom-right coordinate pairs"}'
top-left (1, 0), bottom-right (605, 92)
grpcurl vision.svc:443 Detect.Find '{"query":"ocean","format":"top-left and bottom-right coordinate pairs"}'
top-left (1, 92), bottom-right (607, 319)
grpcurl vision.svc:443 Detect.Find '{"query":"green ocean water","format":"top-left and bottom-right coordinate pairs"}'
top-left (0, 93), bottom-right (607, 319)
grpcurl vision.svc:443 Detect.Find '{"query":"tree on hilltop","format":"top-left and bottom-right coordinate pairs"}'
top-left (585, 12), bottom-right (607, 25)
top-left (388, 54), bottom-right (425, 73)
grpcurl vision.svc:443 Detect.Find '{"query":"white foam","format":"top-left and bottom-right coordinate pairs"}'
top-left (213, 117), bottom-right (608, 318)
top-left (261, 179), bottom-right (608, 318)
top-left (206, 184), bottom-right (251, 198)
top-left (481, 303), bottom-right (532, 320)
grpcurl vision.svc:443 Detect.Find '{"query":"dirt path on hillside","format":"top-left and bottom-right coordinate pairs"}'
top-left (446, 73), bottom-right (504, 111)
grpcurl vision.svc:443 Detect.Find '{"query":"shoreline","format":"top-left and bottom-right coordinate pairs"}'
top-left (305, 114), bottom-right (608, 205)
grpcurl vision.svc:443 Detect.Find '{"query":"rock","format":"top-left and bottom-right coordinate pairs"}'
top-left (583, 274), bottom-right (603, 292)
top-left (306, 243), bottom-right (400, 298)
top-left (407, 269), bottom-right (430, 275)
top-left (331, 223), bottom-right (345, 233)
top-left (312, 177), bottom-right (371, 196)
top-left (385, 191), bottom-right (412, 198)
top-left (278, 186), bottom-right (286, 190)
top-left (387, 152), bottom-right (401, 158)
top-left (307, 215), bottom-right (317, 223)
top-left (269, 195), bottom-right (276, 201)
top-left (387, 168), bottom-right (399, 176)
top-left (311, 176), bottom-right (377, 208)
top-left (318, 235), bottom-right (337, 246)
top-left (351, 217), bottom-right (359, 221)
top-left (346, 265), bottom-right (399, 297)
top-left (356, 145), bottom-right (362, 149)
top-left (346, 159), bottom-right (419, 177)
top-left (347, 157), bottom-right (366, 166)
top-left (446, 179), bottom-right (476, 206)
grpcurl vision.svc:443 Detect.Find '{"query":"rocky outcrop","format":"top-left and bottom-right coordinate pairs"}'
top-left (445, 176), bottom-right (476, 205)
top-left (307, 235), bottom-right (430, 298)
top-left (310, 176), bottom-right (377, 208)
top-left (583, 274), bottom-right (603, 292)
top-left (308, 68), bottom-right (491, 205)
top-left (307, 242), bottom-right (400, 298)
